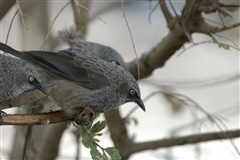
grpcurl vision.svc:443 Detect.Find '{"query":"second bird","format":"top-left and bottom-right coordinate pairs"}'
top-left (0, 53), bottom-right (47, 103)
top-left (0, 42), bottom-right (145, 125)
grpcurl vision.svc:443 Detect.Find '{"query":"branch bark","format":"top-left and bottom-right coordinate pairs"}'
top-left (128, 129), bottom-right (240, 156)
top-left (126, 26), bottom-right (188, 79)
top-left (158, 0), bottom-right (175, 28)
top-left (1, 110), bottom-right (77, 125)
top-left (104, 110), bottom-right (133, 157)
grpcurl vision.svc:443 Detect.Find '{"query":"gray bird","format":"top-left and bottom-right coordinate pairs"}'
top-left (0, 42), bottom-right (145, 126)
top-left (58, 28), bottom-right (125, 67)
top-left (0, 53), bottom-right (48, 102)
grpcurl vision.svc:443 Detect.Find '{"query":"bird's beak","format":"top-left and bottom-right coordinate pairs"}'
top-left (135, 98), bottom-right (146, 111)
top-left (34, 83), bottom-right (49, 95)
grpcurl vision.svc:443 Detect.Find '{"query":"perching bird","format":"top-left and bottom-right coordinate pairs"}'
top-left (0, 53), bottom-right (48, 102)
top-left (0, 42), bottom-right (145, 126)
top-left (58, 28), bottom-right (125, 67)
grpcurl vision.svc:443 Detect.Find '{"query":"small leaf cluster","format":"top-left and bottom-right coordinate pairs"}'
top-left (212, 36), bottom-right (230, 50)
top-left (80, 121), bottom-right (121, 160)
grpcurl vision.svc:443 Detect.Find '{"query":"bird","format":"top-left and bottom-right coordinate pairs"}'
top-left (58, 28), bottom-right (125, 67)
top-left (0, 53), bottom-right (48, 121)
top-left (0, 42), bottom-right (145, 126)
top-left (0, 53), bottom-right (48, 103)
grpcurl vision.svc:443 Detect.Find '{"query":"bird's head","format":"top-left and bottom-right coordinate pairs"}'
top-left (27, 75), bottom-right (48, 95)
top-left (127, 87), bottom-right (145, 112)
top-left (117, 72), bottom-right (145, 112)
top-left (18, 62), bottom-right (49, 95)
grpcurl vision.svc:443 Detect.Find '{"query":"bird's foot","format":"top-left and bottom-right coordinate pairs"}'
top-left (74, 106), bottom-right (96, 128)
top-left (0, 110), bottom-right (7, 123)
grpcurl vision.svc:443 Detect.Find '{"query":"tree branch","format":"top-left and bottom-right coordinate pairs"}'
top-left (104, 110), bottom-right (133, 157)
top-left (158, 0), bottom-right (176, 29)
top-left (126, 0), bottom-right (238, 79)
top-left (128, 129), bottom-right (240, 155)
top-left (214, 22), bottom-right (240, 33)
top-left (126, 24), bottom-right (188, 79)
top-left (0, 110), bottom-right (77, 125)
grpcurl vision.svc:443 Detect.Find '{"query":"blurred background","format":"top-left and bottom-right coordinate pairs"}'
top-left (0, 0), bottom-right (239, 159)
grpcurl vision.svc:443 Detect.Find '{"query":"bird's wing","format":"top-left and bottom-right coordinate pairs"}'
top-left (26, 50), bottom-right (111, 89)
top-left (72, 55), bottom-right (112, 89)
top-left (0, 42), bottom-right (111, 89)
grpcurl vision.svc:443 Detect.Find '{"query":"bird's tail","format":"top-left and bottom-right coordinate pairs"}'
top-left (0, 42), bottom-right (24, 58)
top-left (58, 27), bottom-right (85, 45)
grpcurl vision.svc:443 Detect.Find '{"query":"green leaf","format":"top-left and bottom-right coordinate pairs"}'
top-left (91, 121), bottom-right (107, 134)
top-left (212, 36), bottom-right (221, 48)
top-left (212, 36), bottom-right (218, 43)
top-left (212, 36), bottom-right (230, 50)
top-left (95, 133), bottom-right (103, 136)
top-left (220, 43), bottom-right (230, 50)
top-left (224, 6), bottom-right (239, 12)
top-left (90, 144), bottom-right (102, 160)
top-left (80, 128), bottom-right (91, 148)
top-left (105, 147), bottom-right (121, 160)
top-left (94, 138), bottom-right (100, 142)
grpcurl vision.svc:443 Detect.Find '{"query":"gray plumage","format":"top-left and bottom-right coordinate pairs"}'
top-left (0, 42), bottom-right (145, 114)
top-left (0, 53), bottom-right (47, 102)
top-left (58, 28), bottom-right (125, 67)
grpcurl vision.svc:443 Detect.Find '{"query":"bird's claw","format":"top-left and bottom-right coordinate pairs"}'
top-left (74, 106), bottom-right (96, 128)
top-left (0, 110), bottom-right (7, 123)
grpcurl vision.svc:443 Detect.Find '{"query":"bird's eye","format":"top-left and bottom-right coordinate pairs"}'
top-left (111, 60), bottom-right (120, 65)
top-left (129, 89), bottom-right (135, 95)
top-left (28, 76), bottom-right (39, 84)
top-left (29, 76), bottom-right (35, 82)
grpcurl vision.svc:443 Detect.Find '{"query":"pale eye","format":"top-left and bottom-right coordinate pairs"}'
top-left (129, 89), bottom-right (135, 95)
top-left (29, 76), bottom-right (35, 82)
top-left (111, 61), bottom-right (120, 65)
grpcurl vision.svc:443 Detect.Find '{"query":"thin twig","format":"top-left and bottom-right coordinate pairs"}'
top-left (177, 40), bottom-right (240, 57)
top-left (218, 11), bottom-right (225, 27)
top-left (215, 22), bottom-right (240, 33)
top-left (75, 0), bottom-right (107, 24)
top-left (147, 73), bottom-right (239, 88)
top-left (121, 0), bottom-right (140, 80)
top-left (40, 1), bottom-right (70, 50)
top-left (204, 17), bottom-right (223, 25)
top-left (169, 0), bottom-right (178, 17)
top-left (214, 34), bottom-right (239, 48)
top-left (148, 2), bottom-right (159, 24)
top-left (171, 105), bottom-right (239, 134)
top-left (125, 91), bottom-right (158, 118)
top-left (163, 92), bottom-right (240, 155)
top-left (16, 0), bottom-right (28, 30)
top-left (5, 10), bottom-right (19, 44)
